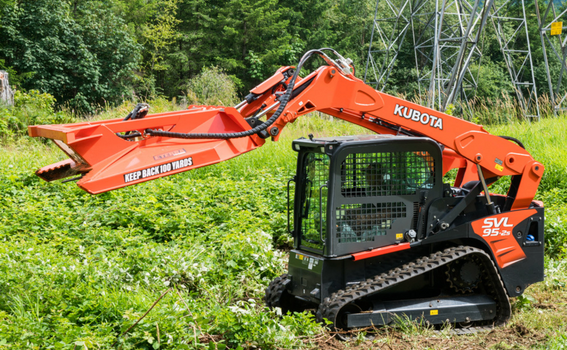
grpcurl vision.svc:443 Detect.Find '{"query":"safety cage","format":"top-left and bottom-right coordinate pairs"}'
top-left (290, 135), bottom-right (443, 257)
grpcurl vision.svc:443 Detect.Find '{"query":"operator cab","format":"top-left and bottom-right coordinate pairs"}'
top-left (290, 135), bottom-right (443, 258)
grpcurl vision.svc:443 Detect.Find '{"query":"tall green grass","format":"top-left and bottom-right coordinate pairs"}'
top-left (467, 94), bottom-right (559, 124)
top-left (486, 118), bottom-right (567, 257)
top-left (404, 93), bottom-right (563, 124)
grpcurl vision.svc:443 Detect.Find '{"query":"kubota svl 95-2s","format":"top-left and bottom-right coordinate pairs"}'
top-left (29, 49), bottom-right (544, 332)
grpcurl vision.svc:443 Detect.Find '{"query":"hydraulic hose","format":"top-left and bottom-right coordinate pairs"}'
top-left (145, 49), bottom-right (347, 140)
top-left (499, 135), bottom-right (525, 149)
top-left (116, 103), bottom-right (149, 139)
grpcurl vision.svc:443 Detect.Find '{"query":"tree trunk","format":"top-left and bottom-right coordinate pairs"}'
top-left (0, 71), bottom-right (14, 106)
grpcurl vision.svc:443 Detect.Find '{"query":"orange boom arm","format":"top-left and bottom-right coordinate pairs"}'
top-left (29, 50), bottom-right (543, 210)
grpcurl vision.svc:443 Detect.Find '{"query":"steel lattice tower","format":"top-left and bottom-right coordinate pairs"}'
top-left (536, 0), bottom-right (567, 115)
top-left (491, 0), bottom-right (540, 118)
top-left (364, 0), bottom-right (417, 91)
top-left (364, 0), bottom-right (542, 119)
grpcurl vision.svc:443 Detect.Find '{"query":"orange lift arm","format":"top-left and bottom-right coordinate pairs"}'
top-left (29, 49), bottom-right (543, 210)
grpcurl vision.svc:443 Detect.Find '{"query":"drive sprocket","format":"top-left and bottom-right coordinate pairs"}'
top-left (445, 255), bottom-right (482, 293)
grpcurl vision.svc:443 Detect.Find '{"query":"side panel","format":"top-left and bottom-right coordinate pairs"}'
top-left (288, 250), bottom-right (324, 302)
top-left (288, 247), bottom-right (431, 302)
top-left (470, 208), bottom-right (545, 296)
top-left (470, 210), bottom-right (536, 268)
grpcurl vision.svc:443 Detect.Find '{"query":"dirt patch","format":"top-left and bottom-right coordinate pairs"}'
top-left (312, 324), bottom-right (549, 350)
top-left (512, 323), bottom-right (531, 336)
top-left (533, 303), bottom-right (558, 310)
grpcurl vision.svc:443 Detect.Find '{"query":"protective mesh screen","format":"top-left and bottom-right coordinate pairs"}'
top-left (340, 151), bottom-right (434, 197)
top-left (300, 153), bottom-right (330, 250)
top-left (336, 202), bottom-right (406, 243)
top-left (336, 151), bottom-right (433, 244)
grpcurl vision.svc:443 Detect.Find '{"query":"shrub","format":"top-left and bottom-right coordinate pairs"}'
top-left (0, 90), bottom-right (76, 139)
top-left (187, 67), bottom-right (239, 106)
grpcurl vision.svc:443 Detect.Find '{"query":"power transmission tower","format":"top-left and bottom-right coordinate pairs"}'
top-left (536, 0), bottom-right (567, 115)
top-left (411, 0), bottom-right (494, 116)
top-left (364, 0), bottom-right (542, 120)
top-left (491, 0), bottom-right (540, 119)
top-left (364, 0), bottom-right (417, 91)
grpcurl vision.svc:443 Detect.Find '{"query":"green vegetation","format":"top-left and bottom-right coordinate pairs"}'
top-left (0, 98), bottom-right (566, 347)
top-left (0, 0), bottom-right (140, 113)
top-left (0, 0), bottom-right (375, 113)
top-left (489, 119), bottom-right (567, 257)
top-left (1, 0), bottom-right (565, 118)
top-left (0, 90), bottom-right (77, 139)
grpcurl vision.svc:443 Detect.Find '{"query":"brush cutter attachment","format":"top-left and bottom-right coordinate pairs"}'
top-left (29, 105), bottom-right (265, 194)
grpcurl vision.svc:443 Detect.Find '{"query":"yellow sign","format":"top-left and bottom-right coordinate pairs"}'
top-left (430, 310), bottom-right (439, 316)
top-left (495, 164), bottom-right (504, 172)
top-left (396, 233), bottom-right (404, 240)
top-left (551, 22), bottom-right (563, 36)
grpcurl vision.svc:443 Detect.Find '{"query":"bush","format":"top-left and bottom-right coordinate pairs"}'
top-left (0, 0), bottom-right (140, 114)
top-left (0, 90), bottom-right (76, 139)
top-left (187, 67), bottom-right (239, 106)
top-left (545, 213), bottom-right (567, 258)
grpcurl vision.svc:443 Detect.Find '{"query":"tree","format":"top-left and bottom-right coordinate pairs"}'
top-left (0, 0), bottom-right (140, 113)
top-left (214, 0), bottom-right (293, 88)
top-left (160, 0), bottom-right (217, 98)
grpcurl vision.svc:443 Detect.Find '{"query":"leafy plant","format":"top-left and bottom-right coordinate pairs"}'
top-left (187, 67), bottom-right (239, 107)
top-left (0, 0), bottom-right (140, 114)
top-left (0, 90), bottom-right (76, 139)
top-left (514, 294), bottom-right (536, 310)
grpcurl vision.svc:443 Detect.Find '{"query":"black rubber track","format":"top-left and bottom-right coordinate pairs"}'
top-left (316, 246), bottom-right (511, 334)
top-left (265, 274), bottom-right (290, 306)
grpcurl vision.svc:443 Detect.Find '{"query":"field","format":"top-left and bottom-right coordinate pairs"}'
top-left (0, 106), bottom-right (567, 349)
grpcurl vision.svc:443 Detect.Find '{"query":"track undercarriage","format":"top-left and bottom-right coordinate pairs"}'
top-left (266, 246), bottom-right (511, 332)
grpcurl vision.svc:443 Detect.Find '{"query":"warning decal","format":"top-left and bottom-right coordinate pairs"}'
top-left (124, 157), bottom-right (193, 183)
top-left (551, 22), bottom-right (563, 36)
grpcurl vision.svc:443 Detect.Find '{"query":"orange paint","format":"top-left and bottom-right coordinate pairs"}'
top-left (470, 210), bottom-right (536, 268)
top-left (352, 243), bottom-right (411, 261)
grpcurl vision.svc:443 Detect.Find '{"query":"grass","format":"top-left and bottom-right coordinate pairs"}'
top-left (0, 100), bottom-right (566, 349)
top-left (466, 94), bottom-right (558, 125)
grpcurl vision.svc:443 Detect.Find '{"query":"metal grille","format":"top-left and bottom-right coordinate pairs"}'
top-left (300, 153), bottom-right (330, 250)
top-left (341, 151), bottom-right (434, 197)
top-left (336, 202), bottom-right (406, 243)
top-left (412, 202), bottom-right (419, 229)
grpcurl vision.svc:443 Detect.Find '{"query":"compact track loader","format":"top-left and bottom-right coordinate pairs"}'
top-left (29, 49), bottom-right (544, 332)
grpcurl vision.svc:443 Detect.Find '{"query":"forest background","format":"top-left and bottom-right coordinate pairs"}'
top-left (1, 0), bottom-right (564, 117)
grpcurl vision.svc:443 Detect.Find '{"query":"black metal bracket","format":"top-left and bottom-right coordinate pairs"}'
top-left (432, 183), bottom-right (482, 233)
